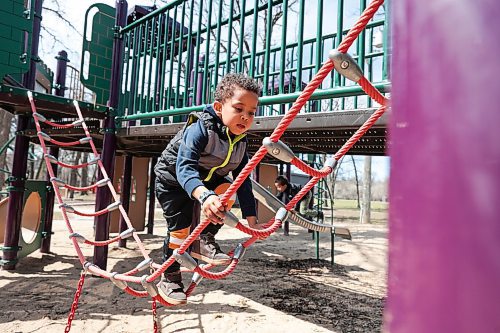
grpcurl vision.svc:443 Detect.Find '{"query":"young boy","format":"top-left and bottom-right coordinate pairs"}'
top-left (154, 73), bottom-right (261, 304)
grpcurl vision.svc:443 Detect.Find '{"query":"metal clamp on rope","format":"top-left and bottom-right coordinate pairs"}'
top-left (141, 275), bottom-right (158, 298)
top-left (173, 249), bottom-right (198, 270)
top-left (50, 177), bottom-right (66, 186)
top-left (119, 228), bottom-right (136, 239)
top-left (44, 153), bottom-right (58, 163)
top-left (33, 112), bottom-right (46, 122)
top-left (263, 137), bottom-right (295, 163)
top-left (328, 50), bottom-right (363, 82)
top-left (87, 157), bottom-right (100, 165)
top-left (96, 178), bottom-right (110, 187)
top-left (38, 131), bottom-right (51, 141)
top-left (276, 207), bottom-right (289, 222)
top-left (191, 273), bottom-right (203, 285)
top-left (60, 203), bottom-right (75, 213)
top-left (71, 119), bottom-right (84, 127)
top-left (110, 272), bottom-right (128, 290)
top-left (69, 232), bottom-right (86, 243)
top-left (233, 243), bottom-right (246, 260)
top-left (224, 211), bottom-right (240, 228)
top-left (135, 258), bottom-right (153, 272)
top-left (79, 137), bottom-right (92, 144)
top-left (107, 201), bottom-right (121, 212)
top-left (324, 158), bottom-right (338, 170)
top-left (83, 261), bottom-right (95, 274)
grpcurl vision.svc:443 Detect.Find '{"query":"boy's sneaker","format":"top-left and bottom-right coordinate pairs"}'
top-left (157, 271), bottom-right (187, 305)
top-left (191, 232), bottom-right (232, 265)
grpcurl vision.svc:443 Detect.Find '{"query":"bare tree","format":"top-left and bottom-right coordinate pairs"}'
top-left (360, 155), bottom-right (372, 223)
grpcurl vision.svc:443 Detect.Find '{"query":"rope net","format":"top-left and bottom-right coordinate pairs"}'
top-left (28, 0), bottom-right (388, 330)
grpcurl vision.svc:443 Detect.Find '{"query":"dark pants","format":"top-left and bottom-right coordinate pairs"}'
top-left (155, 178), bottom-right (222, 273)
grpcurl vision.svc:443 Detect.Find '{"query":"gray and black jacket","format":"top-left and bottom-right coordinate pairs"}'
top-left (154, 105), bottom-right (256, 217)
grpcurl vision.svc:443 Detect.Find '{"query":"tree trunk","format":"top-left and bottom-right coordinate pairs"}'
top-left (351, 155), bottom-right (361, 208)
top-left (360, 155), bottom-right (372, 224)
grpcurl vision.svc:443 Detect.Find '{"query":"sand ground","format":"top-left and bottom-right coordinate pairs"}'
top-left (0, 203), bottom-right (387, 333)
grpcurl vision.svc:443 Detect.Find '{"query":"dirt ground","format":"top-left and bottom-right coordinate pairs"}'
top-left (0, 204), bottom-right (387, 333)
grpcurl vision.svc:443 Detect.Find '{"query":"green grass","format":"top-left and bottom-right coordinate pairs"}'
top-left (330, 199), bottom-right (388, 211)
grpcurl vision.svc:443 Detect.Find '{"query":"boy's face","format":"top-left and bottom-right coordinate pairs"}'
top-left (214, 87), bottom-right (258, 136)
top-left (275, 182), bottom-right (287, 193)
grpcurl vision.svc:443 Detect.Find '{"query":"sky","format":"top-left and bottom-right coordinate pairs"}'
top-left (38, 0), bottom-right (390, 180)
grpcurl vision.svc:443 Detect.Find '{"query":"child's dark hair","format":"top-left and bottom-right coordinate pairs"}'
top-left (214, 73), bottom-right (261, 102)
top-left (275, 175), bottom-right (289, 186)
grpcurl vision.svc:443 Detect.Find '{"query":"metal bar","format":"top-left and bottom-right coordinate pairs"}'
top-left (262, 0), bottom-right (273, 96)
top-left (236, 0), bottom-right (247, 72)
top-left (183, 0), bottom-right (195, 107)
top-left (213, 0), bottom-right (224, 88)
top-left (147, 157), bottom-right (157, 234)
top-left (295, 0), bottom-right (305, 91)
top-left (119, 83), bottom-right (390, 121)
top-left (166, 7), bottom-right (178, 109)
top-left (201, 0), bottom-right (214, 103)
top-left (192, 0), bottom-right (205, 105)
top-left (279, 0), bottom-right (288, 95)
top-left (175, 1), bottom-right (186, 109)
top-left (93, 0), bottom-right (127, 270)
top-left (249, 0), bottom-right (259, 77)
top-left (226, 0), bottom-right (235, 74)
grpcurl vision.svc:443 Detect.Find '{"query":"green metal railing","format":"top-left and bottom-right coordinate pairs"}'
top-left (116, 0), bottom-right (389, 125)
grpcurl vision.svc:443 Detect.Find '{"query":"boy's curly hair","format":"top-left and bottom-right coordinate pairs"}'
top-left (214, 73), bottom-right (261, 102)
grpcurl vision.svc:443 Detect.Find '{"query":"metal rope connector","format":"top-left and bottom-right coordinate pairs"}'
top-left (135, 258), bottom-right (153, 272)
top-left (69, 232), bottom-right (86, 243)
top-left (50, 177), bottom-right (66, 186)
top-left (141, 275), bottom-right (158, 298)
top-left (233, 243), bottom-right (246, 260)
top-left (60, 203), bottom-right (76, 214)
top-left (191, 264), bottom-right (205, 285)
top-left (44, 154), bottom-right (58, 163)
top-left (173, 249), bottom-right (198, 270)
top-left (263, 137), bottom-right (295, 162)
top-left (79, 137), bottom-right (92, 144)
top-left (329, 50), bottom-right (364, 82)
top-left (224, 211), bottom-right (240, 228)
top-left (275, 207), bottom-right (289, 222)
top-left (119, 228), bottom-right (136, 239)
top-left (96, 178), bottom-right (111, 187)
top-left (110, 272), bottom-right (128, 290)
top-left (107, 201), bottom-right (121, 212)
top-left (33, 112), bottom-right (46, 122)
top-left (324, 158), bottom-right (338, 170)
top-left (37, 131), bottom-right (51, 141)
top-left (71, 119), bottom-right (84, 127)
top-left (87, 157), bottom-right (100, 165)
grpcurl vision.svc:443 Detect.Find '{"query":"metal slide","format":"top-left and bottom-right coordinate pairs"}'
top-left (250, 179), bottom-right (351, 239)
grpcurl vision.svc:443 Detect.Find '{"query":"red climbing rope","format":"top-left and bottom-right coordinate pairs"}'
top-left (64, 271), bottom-right (86, 333)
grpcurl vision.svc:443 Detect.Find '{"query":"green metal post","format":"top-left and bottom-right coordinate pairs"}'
top-left (295, 0), bottom-right (305, 91)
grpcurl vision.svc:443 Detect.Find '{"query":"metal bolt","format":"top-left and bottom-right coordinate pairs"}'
top-left (341, 61), bottom-right (349, 69)
top-left (272, 148), bottom-right (280, 155)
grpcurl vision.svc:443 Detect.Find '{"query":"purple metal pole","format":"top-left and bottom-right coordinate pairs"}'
top-left (93, 0), bottom-right (127, 269)
top-left (118, 155), bottom-right (133, 247)
top-left (147, 157), bottom-right (157, 234)
top-left (41, 50), bottom-right (68, 254)
top-left (387, 1), bottom-right (500, 332)
top-left (1, 0), bottom-right (43, 270)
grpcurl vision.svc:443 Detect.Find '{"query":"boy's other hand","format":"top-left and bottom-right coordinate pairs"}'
top-left (202, 195), bottom-right (227, 224)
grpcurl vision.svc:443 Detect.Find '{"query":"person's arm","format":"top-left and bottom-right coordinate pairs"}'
top-left (176, 121), bottom-right (225, 223)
